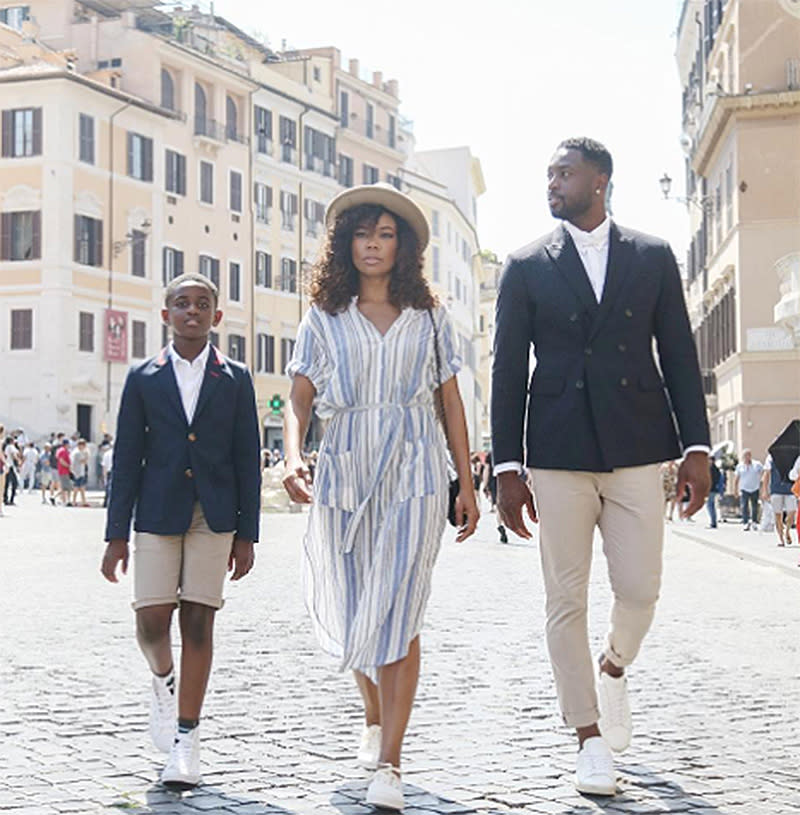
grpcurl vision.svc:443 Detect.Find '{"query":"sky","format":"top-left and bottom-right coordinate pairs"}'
top-left (213, 0), bottom-right (692, 261)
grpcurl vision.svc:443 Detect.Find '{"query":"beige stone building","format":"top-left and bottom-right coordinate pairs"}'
top-left (675, 0), bottom-right (800, 459)
top-left (0, 1), bottom-right (489, 452)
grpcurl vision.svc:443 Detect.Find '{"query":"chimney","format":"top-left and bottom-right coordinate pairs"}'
top-left (372, 70), bottom-right (383, 88)
top-left (349, 58), bottom-right (359, 77)
top-left (386, 79), bottom-right (399, 98)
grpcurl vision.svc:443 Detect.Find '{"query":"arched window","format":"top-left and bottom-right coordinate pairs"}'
top-left (160, 68), bottom-right (175, 111)
top-left (194, 82), bottom-right (207, 135)
top-left (226, 95), bottom-right (238, 141)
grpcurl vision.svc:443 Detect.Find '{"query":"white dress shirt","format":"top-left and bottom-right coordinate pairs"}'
top-left (170, 341), bottom-right (210, 424)
top-left (493, 218), bottom-right (708, 476)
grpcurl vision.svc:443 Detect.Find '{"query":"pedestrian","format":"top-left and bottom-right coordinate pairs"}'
top-left (55, 439), bottom-right (73, 506)
top-left (490, 137), bottom-right (710, 796)
top-left (762, 453), bottom-right (797, 546)
top-left (101, 439), bottom-right (114, 509)
top-left (20, 441), bottom-right (38, 492)
top-left (660, 460), bottom-right (679, 521)
top-left (3, 434), bottom-right (21, 505)
top-left (70, 439), bottom-right (90, 507)
top-left (281, 183), bottom-right (479, 812)
top-left (734, 449), bottom-right (763, 531)
top-left (39, 443), bottom-right (55, 505)
top-left (0, 425), bottom-right (6, 517)
top-left (100, 271), bottom-right (261, 789)
top-left (707, 456), bottom-right (723, 528)
top-left (483, 451), bottom-right (509, 543)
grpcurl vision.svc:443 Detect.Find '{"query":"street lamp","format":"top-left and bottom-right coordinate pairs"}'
top-left (659, 172), bottom-right (712, 213)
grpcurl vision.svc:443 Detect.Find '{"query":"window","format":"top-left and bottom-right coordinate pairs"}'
top-left (255, 251), bottom-right (272, 287)
top-left (10, 308), bottom-right (32, 349)
top-left (229, 261), bottom-right (241, 302)
top-left (431, 210), bottom-right (440, 237)
top-left (226, 95), bottom-right (238, 141)
top-left (1, 211), bottom-right (40, 260)
top-left (339, 91), bottom-right (349, 128)
top-left (388, 114), bottom-right (396, 149)
top-left (432, 246), bottom-right (440, 282)
top-left (162, 246), bottom-right (184, 284)
top-left (165, 150), bottom-right (187, 195)
top-left (305, 199), bottom-right (325, 237)
top-left (715, 183), bottom-right (722, 247)
top-left (725, 162), bottom-right (733, 232)
top-left (198, 254), bottom-right (219, 288)
top-left (254, 182), bottom-right (272, 224)
top-left (127, 132), bottom-right (153, 182)
top-left (339, 154), bottom-right (353, 187)
top-left (79, 312), bottom-right (94, 352)
top-left (1, 107), bottom-right (42, 157)
top-left (74, 215), bottom-right (103, 267)
top-left (229, 170), bottom-right (242, 213)
top-left (79, 114), bottom-right (94, 164)
top-left (280, 257), bottom-right (297, 293)
top-left (161, 68), bottom-right (176, 111)
top-left (303, 126), bottom-right (335, 176)
top-left (279, 116), bottom-right (297, 163)
top-left (131, 229), bottom-right (146, 277)
top-left (257, 333), bottom-right (275, 373)
top-left (162, 323), bottom-right (169, 347)
top-left (280, 191), bottom-right (297, 231)
top-left (362, 164), bottom-right (379, 185)
top-left (0, 6), bottom-right (30, 30)
top-left (209, 330), bottom-right (219, 348)
top-left (280, 337), bottom-right (296, 374)
top-left (386, 173), bottom-right (401, 190)
top-left (194, 82), bottom-right (208, 135)
top-left (312, 65), bottom-right (321, 82)
top-left (254, 105), bottom-right (273, 154)
top-left (366, 103), bottom-right (374, 139)
top-left (200, 161), bottom-right (213, 204)
top-left (228, 334), bottom-right (246, 362)
top-left (132, 319), bottom-right (146, 358)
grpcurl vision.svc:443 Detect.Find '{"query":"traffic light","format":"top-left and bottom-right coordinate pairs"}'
top-left (269, 394), bottom-right (284, 415)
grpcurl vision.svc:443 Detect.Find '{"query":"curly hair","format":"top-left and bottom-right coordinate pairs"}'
top-left (309, 203), bottom-right (437, 314)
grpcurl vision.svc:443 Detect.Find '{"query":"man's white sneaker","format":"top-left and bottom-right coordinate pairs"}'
top-left (575, 736), bottom-right (616, 796)
top-left (365, 763), bottom-right (404, 811)
top-left (597, 668), bottom-right (632, 752)
top-left (357, 723), bottom-right (382, 770)
top-left (149, 671), bottom-right (176, 753)
top-left (161, 726), bottom-right (201, 788)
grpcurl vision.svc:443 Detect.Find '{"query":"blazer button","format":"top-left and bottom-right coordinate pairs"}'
top-left (624, 308), bottom-right (633, 318)
top-left (576, 380), bottom-right (584, 389)
top-left (620, 377), bottom-right (629, 387)
top-left (570, 313), bottom-right (578, 322)
top-left (584, 347), bottom-right (592, 356)
top-left (618, 343), bottom-right (627, 352)
top-left (184, 468), bottom-right (193, 478)
top-left (188, 432), bottom-right (197, 442)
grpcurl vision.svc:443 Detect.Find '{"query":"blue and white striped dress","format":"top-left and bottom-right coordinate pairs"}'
top-left (287, 299), bottom-right (461, 679)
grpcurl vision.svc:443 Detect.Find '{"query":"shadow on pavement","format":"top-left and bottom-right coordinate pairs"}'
top-left (332, 779), bottom-right (485, 814)
top-left (127, 784), bottom-right (299, 814)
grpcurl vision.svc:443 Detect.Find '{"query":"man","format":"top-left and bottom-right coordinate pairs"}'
top-left (491, 138), bottom-right (710, 796)
top-left (707, 455), bottom-right (723, 529)
top-left (762, 453), bottom-right (796, 546)
top-left (733, 449), bottom-right (762, 531)
top-left (3, 435), bottom-right (21, 505)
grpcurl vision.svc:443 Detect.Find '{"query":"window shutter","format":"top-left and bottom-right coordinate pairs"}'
top-left (74, 215), bottom-right (81, 263)
top-left (178, 153), bottom-right (186, 195)
top-left (267, 185), bottom-right (273, 207)
top-left (165, 150), bottom-right (174, 191)
top-left (2, 110), bottom-right (12, 157)
top-left (176, 250), bottom-right (184, 276)
top-left (32, 211), bottom-right (41, 259)
top-left (144, 138), bottom-right (153, 182)
top-left (0, 212), bottom-right (10, 260)
top-left (291, 194), bottom-right (298, 215)
top-left (32, 108), bottom-right (42, 155)
top-left (94, 219), bottom-right (103, 267)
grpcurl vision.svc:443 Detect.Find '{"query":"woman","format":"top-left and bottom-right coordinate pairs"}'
top-left (282, 183), bottom-right (479, 811)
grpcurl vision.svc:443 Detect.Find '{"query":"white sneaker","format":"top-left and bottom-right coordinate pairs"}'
top-left (597, 668), bottom-right (632, 752)
top-left (149, 671), bottom-right (176, 753)
top-left (575, 736), bottom-right (616, 796)
top-left (357, 723), bottom-right (382, 770)
top-left (161, 725), bottom-right (201, 788)
top-left (366, 764), bottom-right (403, 811)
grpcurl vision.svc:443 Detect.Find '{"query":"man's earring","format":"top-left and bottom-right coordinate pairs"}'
top-left (595, 189), bottom-right (601, 194)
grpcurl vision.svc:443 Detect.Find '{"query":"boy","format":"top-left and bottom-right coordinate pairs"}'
top-left (101, 272), bottom-right (261, 788)
top-left (55, 439), bottom-right (73, 506)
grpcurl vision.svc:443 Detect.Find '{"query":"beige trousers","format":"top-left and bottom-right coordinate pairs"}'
top-left (529, 464), bottom-right (664, 728)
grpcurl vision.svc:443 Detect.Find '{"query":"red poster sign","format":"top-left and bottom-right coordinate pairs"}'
top-left (104, 308), bottom-right (128, 363)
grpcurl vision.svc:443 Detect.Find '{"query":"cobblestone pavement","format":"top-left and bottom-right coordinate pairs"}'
top-left (0, 491), bottom-right (798, 815)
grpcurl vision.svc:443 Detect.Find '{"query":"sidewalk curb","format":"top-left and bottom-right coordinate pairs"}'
top-left (672, 529), bottom-right (800, 579)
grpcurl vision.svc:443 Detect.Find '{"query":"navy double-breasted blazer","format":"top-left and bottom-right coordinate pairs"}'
top-left (105, 345), bottom-right (261, 542)
top-left (491, 222), bottom-right (710, 472)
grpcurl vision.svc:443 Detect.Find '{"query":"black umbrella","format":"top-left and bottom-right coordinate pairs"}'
top-left (767, 419), bottom-right (800, 481)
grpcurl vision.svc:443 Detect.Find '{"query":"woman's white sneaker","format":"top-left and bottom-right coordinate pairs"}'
top-left (149, 671), bottom-right (176, 753)
top-left (365, 763), bottom-right (404, 811)
top-left (357, 723), bottom-right (382, 770)
top-left (575, 736), bottom-right (616, 796)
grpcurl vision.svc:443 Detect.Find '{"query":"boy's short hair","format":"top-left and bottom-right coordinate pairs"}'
top-left (164, 272), bottom-right (219, 307)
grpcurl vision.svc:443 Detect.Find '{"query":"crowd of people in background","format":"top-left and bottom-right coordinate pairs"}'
top-left (0, 425), bottom-right (114, 515)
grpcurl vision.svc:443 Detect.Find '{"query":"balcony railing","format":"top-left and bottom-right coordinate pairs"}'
top-left (194, 116), bottom-right (225, 142)
top-left (701, 369), bottom-right (717, 396)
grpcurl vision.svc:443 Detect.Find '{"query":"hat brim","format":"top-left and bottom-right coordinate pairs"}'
top-left (324, 183), bottom-right (430, 250)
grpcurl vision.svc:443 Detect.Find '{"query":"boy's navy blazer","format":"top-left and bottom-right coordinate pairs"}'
top-left (491, 222), bottom-right (710, 472)
top-left (105, 345), bottom-right (261, 542)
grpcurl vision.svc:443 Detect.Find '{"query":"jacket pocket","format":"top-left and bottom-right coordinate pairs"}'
top-left (532, 376), bottom-right (566, 396)
top-left (314, 450), bottom-right (358, 511)
top-left (400, 441), bottom-right (443, 500)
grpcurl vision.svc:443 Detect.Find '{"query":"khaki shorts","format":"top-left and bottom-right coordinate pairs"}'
top-left (771, 494), bottom-right (798, 514)
top-left (133, 503), bottom-right (233, 611)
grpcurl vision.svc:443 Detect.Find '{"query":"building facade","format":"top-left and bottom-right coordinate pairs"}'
top-left (676, 0), bottom-right (800, 458)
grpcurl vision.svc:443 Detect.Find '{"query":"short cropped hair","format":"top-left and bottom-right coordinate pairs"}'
top-left (557, 137), bottom-right (613, 178)
top-left (164, 272), bottom-right (219, 307)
